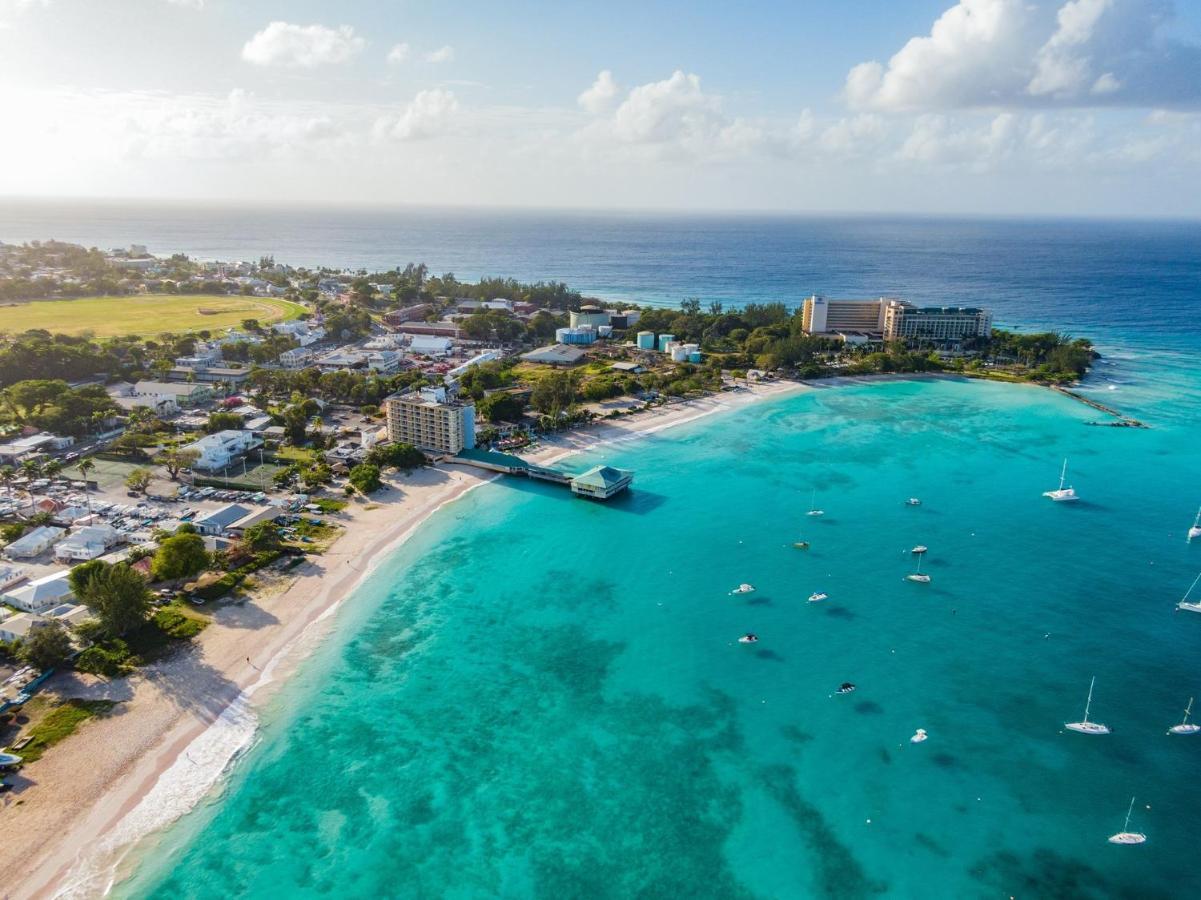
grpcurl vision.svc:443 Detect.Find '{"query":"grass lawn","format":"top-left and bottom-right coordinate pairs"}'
top-left (0, 293), bottom-right (305, 338)
top-left (10, 698), bottom-right (117, 763)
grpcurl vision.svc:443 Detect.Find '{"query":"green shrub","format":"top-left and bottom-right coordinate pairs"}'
top-left (75, 641), bottom-right (133, 677)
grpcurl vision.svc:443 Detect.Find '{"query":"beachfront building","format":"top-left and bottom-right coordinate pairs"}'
top-left (181, 430), bottom-right (262, 472)
top-left (800, 295), bottom-right (892, 334)
top-left (570, 465), bottom-right (634, 500)
top-left (881, 302), bottom-right (993, 343)
top-left (800, 295), bottom-right (994, 345)
top-left (385, 386), bottom-right (476, 455)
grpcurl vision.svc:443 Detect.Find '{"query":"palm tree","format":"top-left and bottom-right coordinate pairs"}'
top-left (0, 464), bottom-right (13, 501)
top-left (42, 459), bottom-right (63, 482)
top-left (20, 458), bottom-right (42, 481)
top-left (77, 458), bottom-right (96, 511)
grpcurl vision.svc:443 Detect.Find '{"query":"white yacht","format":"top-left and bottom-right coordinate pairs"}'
top-left (808, 591), bottom-right (828, 603)
top-left (1189, 507), bottom-right (1201, 542)
top-left (905, 556), bottom-right (931, 583)
top-left (1168, 697), bottom-right (1199, 735)
top-left (905, 497), bottom-right (922, 506)
top-left (911, 544), bottom-right (928, 555)
top-left (806, 489), bottom-right (824, 517)
top-left (730, 583), bottom-right (756, 595)
top-left (1176, 572), bottom-right (1201, 614)
top-left (1107, 797), bottom-right (1147, 845)
top-left (738, 633), bottom-right (759, 644)
top-left (1065, 676), bottom-right (1110, 734)
top-left (910, 728), bottom-right (928, 743)
top-left (1042, 459), bottom-right (1078, 502)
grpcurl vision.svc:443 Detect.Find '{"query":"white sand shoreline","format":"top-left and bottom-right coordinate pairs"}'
top-left (2, 379), bottom-right (801, 899)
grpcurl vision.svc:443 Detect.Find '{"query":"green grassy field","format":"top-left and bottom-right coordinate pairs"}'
top-left (0, 293), bottom-right (305, 338)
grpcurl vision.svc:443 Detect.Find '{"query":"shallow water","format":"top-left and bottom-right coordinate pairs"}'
top-left (117, 367), bottom-right (1201, 898)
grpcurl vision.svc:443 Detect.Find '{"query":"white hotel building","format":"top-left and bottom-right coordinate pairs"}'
top-left (800, 295), bottom-right (992, 344)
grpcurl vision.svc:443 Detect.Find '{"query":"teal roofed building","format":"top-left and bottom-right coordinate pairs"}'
top-left (570, 465), bottom-right (634, 500)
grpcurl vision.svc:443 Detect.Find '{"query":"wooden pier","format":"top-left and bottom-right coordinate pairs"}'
top-left (449, 448), bottom-right (634, 500)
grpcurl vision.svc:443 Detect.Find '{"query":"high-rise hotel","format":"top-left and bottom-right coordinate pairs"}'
top-left (800, 295), bottom-right (992, 343)
top-left (385, 385), bottom-right (476, 455)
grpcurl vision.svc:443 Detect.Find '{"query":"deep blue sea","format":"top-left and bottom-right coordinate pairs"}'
top-left (3, 203), bottom-right (1199, 897)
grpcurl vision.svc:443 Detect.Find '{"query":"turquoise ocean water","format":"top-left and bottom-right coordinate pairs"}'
top-left (115, 361), bottom-right (1201, 898)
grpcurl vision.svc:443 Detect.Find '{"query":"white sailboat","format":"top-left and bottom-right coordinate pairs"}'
top-left (1189, 507), bottom-right (1201, 542)
top-left (1065, 676), bottom-right (1110, 734)
top-left (1168, 697), bottom-right (1200, 735)
top-left (1107, 796), bottom-right (1147, 845)
top-left (806, 488), bottom-right (824, 517)
top-left (911, 544), bottom-right (928, 555)
top-left (808, 591), bottom-right (828, 603)
top-left (905, 555), bottom-right (931, 583)
top-left (1042, 459), bottom-right (1078, 502)
top-left (1176, 571), bottom-right (1201, 614)
top-left (1066, 677), bottom-right (1109, 735)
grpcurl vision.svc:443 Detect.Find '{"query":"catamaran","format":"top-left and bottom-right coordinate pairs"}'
top-left (806, 488), bottom-right (824, 517)
top-left (1176, 571), bottom-right (1201, 614)
top-left (1189, 507), bottom-right (1201, 542)
top-left (1042, 459), bottom-right (1078, 502)
top-left (1107, 796), bottom-right (1147, 845)
top-left (905, 555), bottom-right (931, 583)
top-left (1065, 676), bottom-right (1110, 734)
top-left (1168, 697), bottom-right (1200, 735)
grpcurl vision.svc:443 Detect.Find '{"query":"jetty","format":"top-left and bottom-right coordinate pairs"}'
top-left (451, 448), bottom-right (634, 500)
top-left (1052, 386), bottom-right (1147, 428)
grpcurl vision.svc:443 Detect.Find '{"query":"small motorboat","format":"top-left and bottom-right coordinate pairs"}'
top-left (792, 541), bottom-right (810, 550)
top-left (836, 682), bottom-right (856, 694)
top-left (0, 752), bottom-right (23, 768)
top-left (905, 498), bottom-right (922, 506)
top-left (910, 728), bottom-right (928, 743)
top-left (730, 583), bottom-right (756, 595)
top-left (905, 573), bottom-right (931, 583)
top-left (808, 591), bottom-right (828, 603)
top-left (911, 545), bottom-right (928, 554)
top-left (738, 633), bottom-right (759, 644)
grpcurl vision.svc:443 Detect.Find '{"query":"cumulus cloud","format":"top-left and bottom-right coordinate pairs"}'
top-left (387, 42), bottom-right (410, 64)
top-left (375, 89), bottom-right (459, 140)
top-left (577, 70), bottom-right (619, 114)
top-left (846, 0), bottom-right (1201, 110)
top-left (425, 45), bottom-right (455, 64)
top-left (242, 21), bottom-right (365, 68)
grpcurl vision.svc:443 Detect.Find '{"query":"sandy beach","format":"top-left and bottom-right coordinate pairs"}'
top-left (0, 379), bottom-right (802, 899)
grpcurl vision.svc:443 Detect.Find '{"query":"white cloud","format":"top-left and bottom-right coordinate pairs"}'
top-left (241, 21), bottom-right (365, 68)
top-left (846, 0), bottom-right (1201, 111)
top-left (375, 89), bottom-right (459, 141)
top-left (819, 114), bottom-right (888, 156)
top-left (165, 0), bottom-right (205, 8)
top-left (386, 42), bottom-right (410, 64)
top-left (425, 45), bottom-right (455, 64)
top-left (578, 70), bottom-right (620, 114)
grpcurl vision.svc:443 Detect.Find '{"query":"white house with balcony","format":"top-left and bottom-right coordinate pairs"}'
top-left (181, 430), bottom-right (263, 472)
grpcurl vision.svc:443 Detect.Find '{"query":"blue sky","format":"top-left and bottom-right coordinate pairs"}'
top-left (1, 0), bottom-right (1199, 216)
